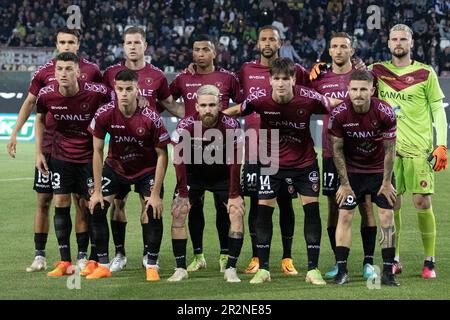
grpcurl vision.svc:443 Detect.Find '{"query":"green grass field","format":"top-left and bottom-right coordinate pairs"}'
top-left (0, 141), bottom-right (449, 300)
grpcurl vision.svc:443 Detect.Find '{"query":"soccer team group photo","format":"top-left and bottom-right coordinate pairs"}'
top-left (0, 0), bottom-right (449, 300)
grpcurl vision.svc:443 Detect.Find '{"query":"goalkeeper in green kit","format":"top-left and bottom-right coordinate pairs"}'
top-left (370, 24), bottom-right (448, 279)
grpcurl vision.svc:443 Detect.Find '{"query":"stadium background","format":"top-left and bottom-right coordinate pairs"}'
top-left (0, 0), bottom-right (449, 301)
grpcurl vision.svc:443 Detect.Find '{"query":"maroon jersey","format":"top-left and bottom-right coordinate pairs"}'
top-left (172, 112), bottom-right (241, 198)
top-left (240, 85), bottom-right (330, 169)
top-left (170, 68), bottom-right (243, 117)
top-left (328, 97), bottom-right (397, 173)
top-left (36, 81), bottom-right (112, 163)
top-left (311, 68), bottom-right (353, 158)
top-left (29, 58), bottom-right (102, 154)
top-left (102, 61), bottom-right (171, 113)
top-left (88, 102), bottom-right (170, 180)
top-left (238, 60), bottom-right (311, 160)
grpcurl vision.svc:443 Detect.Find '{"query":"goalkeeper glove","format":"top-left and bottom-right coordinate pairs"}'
top-left (309, 62), bottom-right (328, 81)
top-left (428, 145), bottom-right (448, 171)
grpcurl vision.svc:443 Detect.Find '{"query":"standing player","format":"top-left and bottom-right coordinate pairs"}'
top-left (329, 70), bottom-right (399, 286)
top-left (310, 32), bottom-right (377, 280)
top-left (102, 27), bottom-right (182, 271)
top-left (34, 52), bottom-right (112, 276)
top-left (88, 69), bottom-right (170, 281)
top-left (6, 27), bottom-right (102, 272)
top-left (170, 34), bottom-right (243, 273)
top-left (238, 58), bottom-right (339, 285)
top-left (168, 85), bottom-right (245, 283)
top-left (370, 24), bottom-right (448, 278)
top-left (237, 25), bottom-right (310, 275)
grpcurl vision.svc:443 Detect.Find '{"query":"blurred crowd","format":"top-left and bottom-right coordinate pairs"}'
top-left (1, 0), bottom-right (449, 75)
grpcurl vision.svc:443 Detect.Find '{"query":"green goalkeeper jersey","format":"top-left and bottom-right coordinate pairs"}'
top-left (369, 60), bottom-right (445, 157)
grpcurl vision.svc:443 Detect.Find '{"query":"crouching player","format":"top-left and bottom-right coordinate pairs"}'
top-left (329, 70), bottom-right (399, 286)
top-left (169, 84), bottom-right (245, 283)
top-left (88, 69), bottom-right (170, 281)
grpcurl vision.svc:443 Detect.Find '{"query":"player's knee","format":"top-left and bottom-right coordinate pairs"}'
top-left (114, 198), bottom-right (127, 211)
top-left (393, 196), bottom-right (402, 211)
top-left (413, 195), bottom-right (431, 209)
top-left (229, 206), bottom-right (244, 227)
top-left (172, 212), bottom-right (187, 228)
top-left (54, 195), bottom-right (71, 208)
top-left (37, 193), bottom-right (52, 212)
top-left (377, 208), bottom-right (394, 227)
top-left (338, 210), bottom-right (354, 225)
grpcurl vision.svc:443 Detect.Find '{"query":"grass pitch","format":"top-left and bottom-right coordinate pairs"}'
top-left (0, 141), bottom-right (449, 300)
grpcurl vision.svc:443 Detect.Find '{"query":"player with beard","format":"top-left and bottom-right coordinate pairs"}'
top-left (329, 70), bottom-right (399, 286)
top-left (169, 34), bottom-right (243, 273)
top-left (6, 27), bottom-right (102, 273)
top-left (370, 24), bottom-right (447, 278)
top-left (310, 32), bottom-right (377, 280)
top-left (234, 25), bottom-right (310, 276)
top-left (102, 27), bottom-right (183, 272)
top-left (168, 85), bottom-right (245, 283)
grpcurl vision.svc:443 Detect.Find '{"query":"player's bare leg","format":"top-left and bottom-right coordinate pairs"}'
top-left (412, 193), bottom-right (436, 278)
top-left (168, 196), bottom-right (190, 282)
top-left (224, 197), bottom-right (244, 283)
top-left (27, 193), bottom-right (52, 272)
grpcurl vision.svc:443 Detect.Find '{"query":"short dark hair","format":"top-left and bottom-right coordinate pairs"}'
top-left (55, 52), bottom-right (79, 64)
top-left (56, 27), bottom-right (81, 42)
top-left (192, 34), bottom-right (216, 49)
top-left (350, 70), bottom-right (374, 82)
top-left (258, 25), bottom-right (281, 38)
top-left (330, 32), bottom-right (352, 43)
top-left (115, 69), bottom-right (139, 82)
top-left (123, 26), bottom-right (146, 41)
top-left (270, 57), bottom-right (295, 77)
